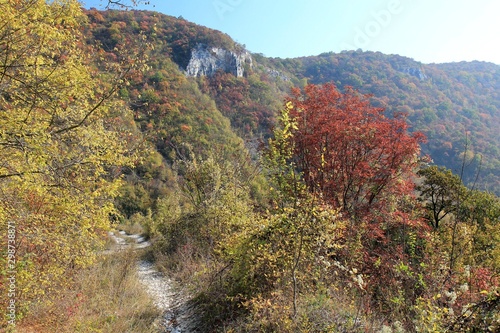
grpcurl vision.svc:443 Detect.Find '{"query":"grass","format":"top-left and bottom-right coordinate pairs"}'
top-left (15, 248), bottom-right (162, 333)
top-left (116, 220), bottom-right (145, 236)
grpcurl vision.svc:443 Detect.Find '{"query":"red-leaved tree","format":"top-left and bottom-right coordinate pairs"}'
top-left (286, 84), bottom-right (430, 313)
top-left (288, 83), bottom-right (426, 220)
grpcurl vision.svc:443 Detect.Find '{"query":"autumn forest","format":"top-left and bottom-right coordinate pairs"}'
top-left (1, 1), bottom-right (499, 332)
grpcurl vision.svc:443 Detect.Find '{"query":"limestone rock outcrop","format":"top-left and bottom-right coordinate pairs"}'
top-left (185, 43), bottom-right (252, 77)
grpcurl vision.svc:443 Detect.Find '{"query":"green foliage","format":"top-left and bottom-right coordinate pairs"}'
top-left (180, 153), bottom-right (255, 246)
top-left (413, 296), bottom-right (449, 332)
top-left (468, 191), bottom-right (500, 273)
top-left (198, 71), bottom-right (285, 138)
top-left (117, 183), bottom-right (153, 217)
top-left (263, 101), bottom-right (303, 208)
top-left (146, 147), bottom-right (258, 264)
top-left (417, 166), bottom-right (466, 229)
top-left (417, 165), bottom-right (500, 331)
top-left (418, 165), bottom-right (500, 275)
top-left (146, 191), bottom-right (182, 241)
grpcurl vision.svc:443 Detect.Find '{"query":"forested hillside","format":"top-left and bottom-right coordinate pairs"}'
top-left (85, 9), bottom-right (500, 332)
top-left (269, 52), bottom-right (500, 194)
top-left (2, 3), bottom-right (499, 332)
top-left (87, 9), bottom-right (500, 194)
top-left (85, 9), bottom-right (500, 195)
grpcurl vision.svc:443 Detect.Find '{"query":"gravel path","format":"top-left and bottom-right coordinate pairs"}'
top-left (108, 231), bottom-right (199, 332)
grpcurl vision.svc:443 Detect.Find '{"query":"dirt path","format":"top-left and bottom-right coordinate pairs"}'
top-left (108, 231), bottom-right (199, 332)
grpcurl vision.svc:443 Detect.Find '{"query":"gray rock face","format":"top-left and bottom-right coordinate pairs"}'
top-left (400, 67), bottom-right (428, 80)
top-left (185, 43), bottom-right (252, 77)
top-left (265, 68), bottom-right (290, 81)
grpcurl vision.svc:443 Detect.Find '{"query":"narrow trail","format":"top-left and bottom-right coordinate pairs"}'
top-left (108, 231), bottom-right (199, 333)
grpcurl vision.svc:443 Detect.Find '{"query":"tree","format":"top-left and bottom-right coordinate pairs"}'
top-left (0, 0), bottom-right (136, 318)
top-left (287, 83), bottom-right (426, 220)
top-left (418, 165), bottom-right (500, 284)
top-left (416, 165), bottom-right (500, 331)
top-left (417, 166), bottom-right (466, 229)
top-left (282, 83), bottom-right (430, 320)
top-left (225, 103), bottom-right (343, 324)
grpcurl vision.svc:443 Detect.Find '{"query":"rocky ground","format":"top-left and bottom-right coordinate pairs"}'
top-left (108, 231), bottom-right (199, 333)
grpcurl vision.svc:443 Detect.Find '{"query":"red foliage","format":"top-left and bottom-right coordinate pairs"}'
top-left (287, 83), bottom-right (426, 219)
top-left (471, 267), bottom-right (499, 293)
top-left (287, 83), bottom-right (430, 303)
top-left (203, 71), bottom-right (276, 135)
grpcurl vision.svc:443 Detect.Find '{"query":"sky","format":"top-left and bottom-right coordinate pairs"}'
top-left (83, 0), bottom-right (500, 64)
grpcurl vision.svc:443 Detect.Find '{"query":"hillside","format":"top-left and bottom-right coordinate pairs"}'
top-left (85, 9), bottom-right (500, 194)
top-left (270, 52), bottom-right (500, 193)
top-left (4, 3), bottom-right (499, 332)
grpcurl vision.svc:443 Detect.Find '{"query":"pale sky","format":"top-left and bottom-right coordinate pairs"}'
top-left (83, 0), bottom-right (500, 64)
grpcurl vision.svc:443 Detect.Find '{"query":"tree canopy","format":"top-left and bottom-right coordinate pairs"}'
top-left (287, 83), bottom-right (426, 219)
top-left (0, 0), bottom-right (136, 315)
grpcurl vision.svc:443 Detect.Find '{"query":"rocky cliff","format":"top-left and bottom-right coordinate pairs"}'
top-left (400, 67), bottom-right (428, 80)
top-left (185, 44), bottom-right (252, 77)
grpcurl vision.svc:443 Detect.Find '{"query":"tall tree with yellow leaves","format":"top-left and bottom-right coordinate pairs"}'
top-left (0, 0), bottom-right (140, 322)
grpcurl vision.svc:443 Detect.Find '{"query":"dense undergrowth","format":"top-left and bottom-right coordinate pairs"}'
top-left (2, 2), bottom-right (499, 332)
top-left (134, 95), bottom-right (499, 332)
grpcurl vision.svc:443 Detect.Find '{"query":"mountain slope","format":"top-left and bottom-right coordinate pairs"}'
top-left (271, 51), bottom-right (500, 193)
top-left (85, 9), bottom-right (500, 194)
